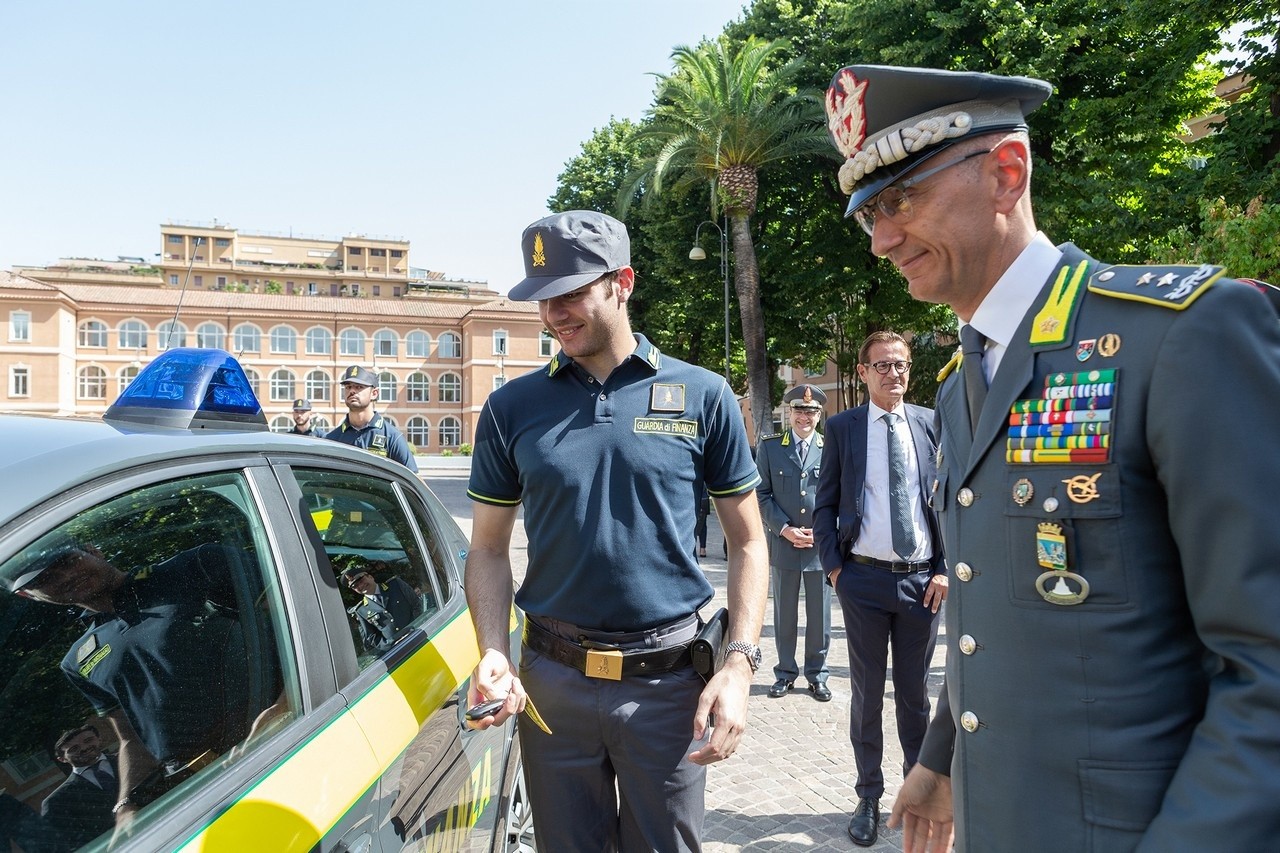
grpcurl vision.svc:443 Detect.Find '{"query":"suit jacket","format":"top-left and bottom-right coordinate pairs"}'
top-left (41, 754), bottom-right (118, 850)
top-left (920, 244), bottom-right (1280, 851)
top-left (813, 403), bottom-right (942, 575)
top-left (755, 431), bottom-right (824, 571)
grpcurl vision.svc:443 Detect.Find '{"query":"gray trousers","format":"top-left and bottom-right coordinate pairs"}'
top-left (519, 616), bottom-right (707, 853)
top-left (771, 565), bottom-right (832, 683)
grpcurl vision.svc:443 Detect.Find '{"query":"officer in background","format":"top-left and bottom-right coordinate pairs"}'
top-left (325, 366), bottom-right (419, 472)
top-left (341, 565), bottom-right (423, 653)
top-left (289, 399), bottom-right (317, 436)
top-left (41, 724), bottom-right (117, 849)
top-left (824, 63), bottom-right (1280, 852)
top-left (755, 384), bottom-right (831, 702)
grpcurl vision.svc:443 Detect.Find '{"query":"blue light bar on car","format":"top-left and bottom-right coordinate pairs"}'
top-left (104, 348), bottom-right (268, 431)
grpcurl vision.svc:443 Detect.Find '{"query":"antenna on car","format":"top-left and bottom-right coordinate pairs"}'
top-left (165, 236), bottom-right (203, 350)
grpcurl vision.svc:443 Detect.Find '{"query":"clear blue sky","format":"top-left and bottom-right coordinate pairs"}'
top-left (0, 1), bottom-right (748, 293)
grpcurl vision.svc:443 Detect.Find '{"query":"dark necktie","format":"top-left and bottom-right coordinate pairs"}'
top-left (883, 413), bottom-right (916, 559)
top-left (960, 324), bottom-right (989, 435)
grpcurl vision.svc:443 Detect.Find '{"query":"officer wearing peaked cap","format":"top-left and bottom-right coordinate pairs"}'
top-left (464, 209), bottom-right (769, 852)
top-left (825, 64), bottom-right (1280, 852)
top-left (289, 398), bottom-right (317, 436)
top-left (755, 384), bottom-right (832, 703)
top-left (324, 365), bottom-right (418, 471)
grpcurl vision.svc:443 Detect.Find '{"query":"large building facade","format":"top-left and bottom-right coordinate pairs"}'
top-left (1, 223), bottom-right (552, 449)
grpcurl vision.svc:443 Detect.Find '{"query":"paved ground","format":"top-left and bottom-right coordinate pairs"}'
top-left (424, 469), bottom-right (946, 852)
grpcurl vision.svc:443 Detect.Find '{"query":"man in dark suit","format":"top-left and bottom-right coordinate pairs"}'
top-left (343, 565), bottom-right (423, 652)
top-left (825, 64), bottom-right (1280, 852)
top-left (41, 724), bottom-right (117, 849)
top-left (814, 331), bottom-right (946, 847)
top-left (756, 384), bottom-right (831, 701)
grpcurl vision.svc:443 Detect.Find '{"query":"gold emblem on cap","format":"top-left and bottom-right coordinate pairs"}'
top-left (532, 233), bottom-right (546, 268)
top-left (802, 386), bottom-right (814, 404)
top-left (1097, 333), bottom-right (1121, 357)
top-left (1062, 472), bottom-right (1102, 504)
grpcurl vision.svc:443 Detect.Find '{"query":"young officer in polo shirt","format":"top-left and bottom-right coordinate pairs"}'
top-left (464, 210), bottom-right (769, 852)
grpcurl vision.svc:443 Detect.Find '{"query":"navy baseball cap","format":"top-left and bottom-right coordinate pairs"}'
top-left (292, 398), bottom-right (312, 411)
top-left (510, 210), bottom-right (630, 302)
top-left (339, 366), bottom-right (378, 387)
top-left (825, 65), bottom-right (1053, 218)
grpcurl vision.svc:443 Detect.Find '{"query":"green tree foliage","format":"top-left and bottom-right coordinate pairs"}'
top-left (622, 35), bottom-right (835, 439)
top-left (1152, 196), bottom-right (1280, 281)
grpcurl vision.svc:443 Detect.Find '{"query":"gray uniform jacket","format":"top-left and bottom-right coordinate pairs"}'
top-left (921, 243), bottom-right (1280, 852)
top-left (756, 431), bottom-right (824, 571)
top-left (813, 404), bottom-right (942, 574)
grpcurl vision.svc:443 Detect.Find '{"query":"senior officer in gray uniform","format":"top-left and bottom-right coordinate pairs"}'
top-left (756, 384), bottom-right (831, 701)
top-left (342, 566), bottom-right (423, 653)
top-left (824, 64), bottom-right (1280, 852)
top-left (463, 210), bottom-right (769, 852)
top-left (814, 331), bottom-right (945, 847)
top-left (325, 366), bottom-right (419, 472)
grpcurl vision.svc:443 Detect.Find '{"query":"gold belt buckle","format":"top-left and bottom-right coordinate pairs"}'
top-left (584, 648), bottom-right (623, 681)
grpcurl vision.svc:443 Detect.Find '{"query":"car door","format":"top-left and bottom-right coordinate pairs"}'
top-left (0, 455), bottom-right (368, 852)
top-left (276, 460), bottom-right (520, 853)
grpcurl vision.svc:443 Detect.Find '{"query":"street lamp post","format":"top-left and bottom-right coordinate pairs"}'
top-left (689, 218), bottom-right (731, 386)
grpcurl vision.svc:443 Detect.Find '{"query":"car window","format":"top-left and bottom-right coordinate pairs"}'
top-left (0, 472), bottom-right (300, 852)
top-left (292, 469), bottom-right (444, 667)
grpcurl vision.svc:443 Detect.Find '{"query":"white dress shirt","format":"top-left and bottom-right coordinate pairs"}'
top-left (962, 232), bottom-right (1062, 383)
top-left (850, 400), bottom-right (932, 562)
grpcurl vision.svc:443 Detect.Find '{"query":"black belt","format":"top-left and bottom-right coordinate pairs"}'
top-left (851, 554), bottom-right (932, 573)
top-left (524, 619), bottom-right (692, 678)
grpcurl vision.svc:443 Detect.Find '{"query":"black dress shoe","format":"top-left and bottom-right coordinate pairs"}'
top-left (808, 682), bottom-right (832, 702)
top-left (768, 679), bottom-right (794, 698)
top-left (848, 797), bottom-right (879, 847)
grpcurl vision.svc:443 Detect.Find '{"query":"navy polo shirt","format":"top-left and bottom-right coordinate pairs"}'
top-left (61, 544), bottom-right (249, 763)
top-left (325, 413), bottom-right (419, 472)
top-left (468, 335), bottom-right (759, 631)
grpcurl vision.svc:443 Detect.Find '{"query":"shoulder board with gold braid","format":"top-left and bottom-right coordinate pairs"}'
top-left (1087, 263), bottom-right (1224, 310)
top-left (759, 432), bottom-right (783, 443)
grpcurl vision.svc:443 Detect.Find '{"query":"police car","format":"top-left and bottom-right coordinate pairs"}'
top-left (0, 349), bottom-right (533, 852)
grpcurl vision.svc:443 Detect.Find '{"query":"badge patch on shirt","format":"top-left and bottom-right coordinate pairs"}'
top-left (79, 643), bottom-right (111, 677)
top-left (75, 634), bottom-right (99, 664)
top-left (634, 418), bottom-right (699, 439)
top-left (372, 434), bottom-right (387, 450)
top-left (650, 384), bottom-right (686, 412)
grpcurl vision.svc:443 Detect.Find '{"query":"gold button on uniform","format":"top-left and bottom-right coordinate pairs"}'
top-left (957, 488), bottom-right (975, 506)
top-left (961, 711), bottom-right (980, 732)
top-left (955, 562), bottom-right (973, 582)
top-left (959, 634), bottom-right (977, 655)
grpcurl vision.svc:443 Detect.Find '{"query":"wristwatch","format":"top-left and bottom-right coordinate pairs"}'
top-left (725, 641), bottom-right (762, 672)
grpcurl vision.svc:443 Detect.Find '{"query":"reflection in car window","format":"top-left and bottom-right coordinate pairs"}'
top-left (293, 469), bottom-right (443, 666)
top-left (0, 472), bottom-right (300, 851)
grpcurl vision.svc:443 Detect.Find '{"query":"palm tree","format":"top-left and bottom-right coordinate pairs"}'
top-left (622, 36), bottom-right (833, 441)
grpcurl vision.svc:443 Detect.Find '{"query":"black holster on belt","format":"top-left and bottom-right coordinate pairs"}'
top-left (690, 607), bottom-right (728, 680)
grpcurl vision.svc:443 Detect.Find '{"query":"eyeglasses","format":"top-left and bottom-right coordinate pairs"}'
top-left (853, 149), bottom-right (993, 237)
top-left (866, 360), bottom-right (912, 375)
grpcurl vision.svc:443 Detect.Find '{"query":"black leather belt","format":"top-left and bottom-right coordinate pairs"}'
top-left (851, 554), bottom-right (932, 573)
top-left (524, 619), bottom-right (692, 678)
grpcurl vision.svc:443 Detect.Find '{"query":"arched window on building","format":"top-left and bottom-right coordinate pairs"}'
top-left (233, 324), bottom-right (261, 354)
top-left (157, 321), bottom-right (187, 350)
top-left (438, 373), bottom-right (462, 403)
top-left (270, 325), bottom-right (297, 354)
top-left (378, 372), bottom-right (398, 403)
top-left (438, 416), bottom-right (462, 448)
top-left (306, 326), bottom-right (332, 356)
top-left (270, 369), bottom-right (296, 402)
top-left (407, 416), bottom-right (430, 449)
top-left (118, 319), bottom-right (148, 351)
top-left (78, 366), bottom-right (107, 399)
top-left (438, 332), bottom-right (461, 359)
top-left (406, 331), bottom-right (431, 359)
top-left (406, 372), bottom-right (430, 402)
top-left (78, 320), bottom-right (107, 348)
top-left (339, 328), bottom-right (366, 358)
top-left (196, 322), bottom-right (225, 350)
top-left (305, 370), bottom-right (331, 403)
top-left (373, 329), bottom-right (398, 359)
